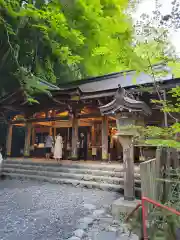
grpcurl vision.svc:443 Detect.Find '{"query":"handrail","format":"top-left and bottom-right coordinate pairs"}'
top-left (125, 196), bottom-right (180, 240)
top-left (142, 196), bottom-right (180, 240)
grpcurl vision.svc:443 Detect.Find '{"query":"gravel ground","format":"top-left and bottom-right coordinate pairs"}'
top-left (0, 179), bottom-right (119, 240)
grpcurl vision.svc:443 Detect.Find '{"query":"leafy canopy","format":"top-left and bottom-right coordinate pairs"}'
top-left (0, 0), bottom-right (144, 99)
top-left (129, 0), bottom-right (180, 149)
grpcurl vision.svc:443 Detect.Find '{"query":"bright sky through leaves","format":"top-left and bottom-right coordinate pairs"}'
top-left (133, 0), bottom-right (180, 55)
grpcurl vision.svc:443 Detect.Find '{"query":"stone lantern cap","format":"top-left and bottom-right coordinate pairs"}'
top-left (99, 86), bottom-right (152, 116)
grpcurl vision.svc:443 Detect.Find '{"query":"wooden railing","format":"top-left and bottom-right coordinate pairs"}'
top-left (140, 147), bottom-right (179, 206)
top-left (140, 157), bottom-right (162, 206)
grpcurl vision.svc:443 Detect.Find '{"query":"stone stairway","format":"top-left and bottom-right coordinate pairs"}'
top-left (1, 160), bottom-right (141, 193)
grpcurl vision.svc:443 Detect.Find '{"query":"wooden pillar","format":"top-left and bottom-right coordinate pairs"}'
top-left (102, 116), bottom-right (108, 161)
top-left (53, 127), bottom-right (56, 139)
top-left (71, 114), bottom-right (78, 159)
top-left (67, 127), bottom-right (70, 141)
top-left (31, 127), bottom-right (36, 146)
top-left (87, 131), bottom-right (90, 147)
top-left (6, 124), bottom-right (13, 157)
top-left (49, 127), bottom-right (53, 136)
top-left (24, 123), bottom-right (32, 157)
top-left (52, 110), bottom-right (56, 140)
top-left (91, 124), bottom-right (96, 146)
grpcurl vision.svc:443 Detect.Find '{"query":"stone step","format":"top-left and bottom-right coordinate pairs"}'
top-left (4, 160), bottom-right (140, 173)
top-left (2, 168), bottom-right (141, 187)
top-left (2, 163), bottom-right (141, 179)
top-left (3, 172), bottom-right (141, 193)
top-left (2, 160), bottom-right (141, 194)
top-left (3, 172), bottom-right (123, 191)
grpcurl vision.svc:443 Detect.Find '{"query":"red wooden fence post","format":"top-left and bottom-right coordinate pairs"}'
top-left (142, 198), bottom-right (148, 240)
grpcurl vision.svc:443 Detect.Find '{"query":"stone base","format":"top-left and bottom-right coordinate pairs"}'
top-left (112, 197), bottom-right (140, 220)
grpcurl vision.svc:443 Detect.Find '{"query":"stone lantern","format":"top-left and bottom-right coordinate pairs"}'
top-left (115, 112), bottom-right (144, 200)
top-left (99, 87), bottom-right (151, 214)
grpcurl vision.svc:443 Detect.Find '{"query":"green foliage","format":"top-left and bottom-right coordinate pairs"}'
top-left (151, 87), bottom-right (180, 114)
top-left (0, 0), bottom-right (83, 97)
top-left (144, 139), bottom-right (180, 149)
top-left (145, 86), bottom-right (180, 148)
top-left (131, 1), bottom-right (180, 149)
top-left (128, 169), bottom-right (180, 240)
top-left (126, 3), bottom-right (180, 238)
top-left (168, 62), bottom-right (180, 78)
top-left (0, 0), bottom-right (146, 99)
top-left (60, 0), bottom-right (141, 76)
top-left (120, 124), bottom-right (180, 148)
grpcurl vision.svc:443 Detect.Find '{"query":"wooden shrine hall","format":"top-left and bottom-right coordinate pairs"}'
top-left (1, 66), bottom-right (179, 162)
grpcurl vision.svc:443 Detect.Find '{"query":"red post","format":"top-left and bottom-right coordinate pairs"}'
top-left (125, 196), bottom-right (180, 240)
top-left (142, 197), bottom-right (180, 216)
top-left (142, 198), bottom-right (148, 240)
top-left (142, 196), bottom-right (180, 240)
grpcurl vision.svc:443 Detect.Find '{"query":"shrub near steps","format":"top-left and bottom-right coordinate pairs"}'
top-left (2, 160), bottom-right (141, 194)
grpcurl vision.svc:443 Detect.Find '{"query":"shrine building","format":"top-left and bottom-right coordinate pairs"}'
top-left (2, 66), bottom-right (179, 162)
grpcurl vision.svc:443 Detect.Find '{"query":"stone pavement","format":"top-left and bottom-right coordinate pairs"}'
top-left (0, 179), bottom-right (138, 240)
top-left (68, 203), bottom-right (139, 240)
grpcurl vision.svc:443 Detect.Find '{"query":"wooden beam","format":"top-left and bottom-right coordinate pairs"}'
top-left (11, 116), bottom-right (70, 124)
top-left (78, 113), bottom-right (101, 119)
top-left (11, 113), bottom-right (103, 124)
top-left (80, 91), bottom-right (115, 100)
